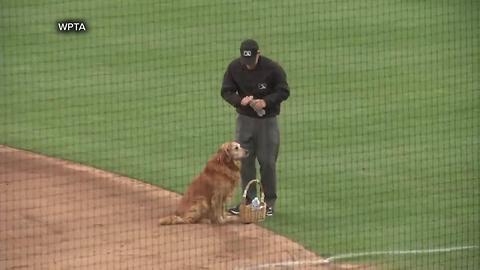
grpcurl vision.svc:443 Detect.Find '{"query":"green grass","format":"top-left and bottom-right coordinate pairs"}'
top-left (1, 0), bottom-right (479, 269)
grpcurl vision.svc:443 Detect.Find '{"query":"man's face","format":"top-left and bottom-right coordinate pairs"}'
top-left (245, 53), bottom-right (260, 70)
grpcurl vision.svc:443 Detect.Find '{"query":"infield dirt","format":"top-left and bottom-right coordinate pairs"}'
top-left (0, 145), bottom-right (369, 269)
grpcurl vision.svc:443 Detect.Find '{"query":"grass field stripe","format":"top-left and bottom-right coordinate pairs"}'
top-left (325, 245), bottom-right (480, 262)
top-left (236, 246), bottom-right (479, 269)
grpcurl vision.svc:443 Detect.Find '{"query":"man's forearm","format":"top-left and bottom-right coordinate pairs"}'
top-left (263, 88), bottom-right (289, 107)
top-left (221, 89), bottom-right (242, 107)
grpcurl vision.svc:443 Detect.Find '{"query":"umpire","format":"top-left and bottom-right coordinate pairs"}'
top-left (221, 39), bottom-right (290, 217)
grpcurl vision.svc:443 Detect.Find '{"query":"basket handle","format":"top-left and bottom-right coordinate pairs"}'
top-left (241, 179), bottom-right (265, 204)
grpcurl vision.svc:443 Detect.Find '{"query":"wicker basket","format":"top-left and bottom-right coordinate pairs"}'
top-left (239, 179), bottom-right (266, 224)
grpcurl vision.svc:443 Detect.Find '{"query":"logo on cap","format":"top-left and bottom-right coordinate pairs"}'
top-left (258, 83), bottom-right (267, 90)
top-left (243, 50), bottom-right (252, 57)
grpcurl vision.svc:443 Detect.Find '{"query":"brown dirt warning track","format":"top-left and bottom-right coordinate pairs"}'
top-left (0, 145), bottom-right (369, 270)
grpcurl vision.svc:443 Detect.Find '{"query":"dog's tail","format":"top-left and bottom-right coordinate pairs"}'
top-left (158, 215), bottom-right (187, 225)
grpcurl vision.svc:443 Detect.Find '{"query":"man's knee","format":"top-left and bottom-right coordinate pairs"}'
top-left (258, 158), bottom-right (276, 171)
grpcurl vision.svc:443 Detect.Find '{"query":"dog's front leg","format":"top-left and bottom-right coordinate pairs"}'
top-left (211, 193), bottom-right (226, 224)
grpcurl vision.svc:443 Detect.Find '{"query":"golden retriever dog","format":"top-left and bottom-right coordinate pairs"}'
top-left (159, 141), bottom-right (248, 225)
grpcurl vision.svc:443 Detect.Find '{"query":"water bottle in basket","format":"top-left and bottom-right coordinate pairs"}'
top-left (240, 179), bottom-right (266, 223)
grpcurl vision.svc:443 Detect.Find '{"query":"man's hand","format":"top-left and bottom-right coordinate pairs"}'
top-left (250, 99), bottom-right (266, 110)
top-left (241, 96), bottom-right (254, 106)
top-left (249, 99), bottom-right (266, 117)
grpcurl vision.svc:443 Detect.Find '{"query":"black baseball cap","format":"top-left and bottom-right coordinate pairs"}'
top-left (239, 39), bottom-right (259, 65)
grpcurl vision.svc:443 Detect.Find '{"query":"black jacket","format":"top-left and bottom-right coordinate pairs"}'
top-left (221, 56), bottom-right (290, 118)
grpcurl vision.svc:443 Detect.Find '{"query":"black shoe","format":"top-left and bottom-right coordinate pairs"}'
top-left (266, 207), bottom-right (274, 217)
top-left (228, 205), bottom-right (240, 215)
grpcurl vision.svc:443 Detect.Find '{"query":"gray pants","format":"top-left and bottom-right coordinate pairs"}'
top-left (235, 114), bottom-right (280, 209)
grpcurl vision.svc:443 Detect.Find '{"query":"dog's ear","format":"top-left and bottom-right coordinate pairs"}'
top-left (217, 142), bottom-right (232, 163)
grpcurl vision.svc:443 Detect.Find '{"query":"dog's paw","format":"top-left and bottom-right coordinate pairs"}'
top-left (224, 215), bottom-right (239, 223)
top-left (211, 215), bottom-right (226, 224)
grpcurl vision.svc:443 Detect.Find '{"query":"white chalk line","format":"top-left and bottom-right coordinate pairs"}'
top-left (324, 245), bottom-right (479, 262)
top-left (235, 245), bottom-right (478, 270)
